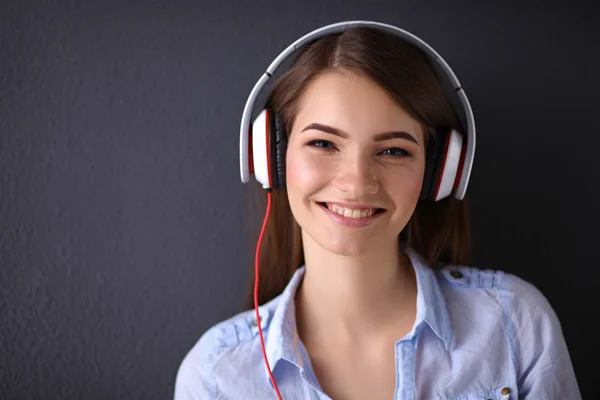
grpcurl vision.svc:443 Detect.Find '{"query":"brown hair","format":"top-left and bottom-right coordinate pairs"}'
top-left (243, 26), bottom-right (471, 309)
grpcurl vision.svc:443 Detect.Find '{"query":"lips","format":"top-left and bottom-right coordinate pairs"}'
top-left (316, 201), bottom-right (385, 227)
top-left (318, 202), bottom-right (385, 215)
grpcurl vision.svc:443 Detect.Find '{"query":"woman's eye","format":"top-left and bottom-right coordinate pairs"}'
top-left (306, 141), bottom-right (410, 157)
top-left (307, 140), bottom-right (336, 150)
top-left (380, 148), bottom-right (410, 157)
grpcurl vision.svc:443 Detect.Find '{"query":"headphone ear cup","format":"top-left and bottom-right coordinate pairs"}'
top-left (268, 110), bottom-right (288, 189)
top-left (420, 132), bottom-right (445, 201)
top-left (250, 109), bottom-right (271, 188)
top-left (433, 129), bottom-right (463, 200)
top-left (421, 129), bottom-right (464, 201)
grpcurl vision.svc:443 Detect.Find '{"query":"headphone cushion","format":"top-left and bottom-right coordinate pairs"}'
top-left (268, 110), bottom-right (288, 189)
top-left (420, 131), bottom-right (446, 200)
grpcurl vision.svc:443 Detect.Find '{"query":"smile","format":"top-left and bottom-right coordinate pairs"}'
top-left (317, 202), bottom-right (386, 227)
top-left (325, 203), bottom-right (380, 218)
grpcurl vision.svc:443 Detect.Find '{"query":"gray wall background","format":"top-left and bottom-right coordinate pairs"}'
top-left (1, 0), bottom-right (598, 398)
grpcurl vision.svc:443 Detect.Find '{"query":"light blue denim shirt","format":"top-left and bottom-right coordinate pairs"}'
top-left (174, 248), bottom-right (581, 399)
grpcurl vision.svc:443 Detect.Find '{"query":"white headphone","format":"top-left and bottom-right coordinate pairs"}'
top-left (239, 20), bottom-right (476, 201)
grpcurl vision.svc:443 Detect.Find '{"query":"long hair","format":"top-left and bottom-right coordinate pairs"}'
top-left (244, 26), bottom-right (471, 309)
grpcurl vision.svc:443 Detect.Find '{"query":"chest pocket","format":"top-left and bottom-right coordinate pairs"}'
top-left (445, 386), bottom-right (513, 400)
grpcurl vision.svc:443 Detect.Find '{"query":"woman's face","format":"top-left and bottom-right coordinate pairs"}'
top-left (285, 70), bottom-right (427, 257)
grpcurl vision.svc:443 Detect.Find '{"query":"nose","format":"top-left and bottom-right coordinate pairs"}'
top-left (334, 151), bottom-right (379, 197)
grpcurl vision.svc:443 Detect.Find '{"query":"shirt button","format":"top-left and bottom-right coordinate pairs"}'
top-left (449, 270), bottom-right (463, 279)
top-left (501, 387), bottom-right (510, 395)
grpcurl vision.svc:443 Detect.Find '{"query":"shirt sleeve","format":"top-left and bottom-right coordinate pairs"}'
top-left (174, 327), bottom-right (220, 400)
top-left (507, 275), bottom-right (581, 399)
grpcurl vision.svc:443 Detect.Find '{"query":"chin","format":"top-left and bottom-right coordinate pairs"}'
top-left (309, 230), bottom-right (384, 258)
top-left (323, 240), bottom-right (370, 257)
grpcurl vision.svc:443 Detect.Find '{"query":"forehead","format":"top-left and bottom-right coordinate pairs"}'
top-left (293, 70), bottom-right (424, 143)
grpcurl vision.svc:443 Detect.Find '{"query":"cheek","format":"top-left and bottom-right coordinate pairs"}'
top-left (285, 148), bottom-right (327, 196)
top-left (407, 167), bottom-right (425, 194)
top-left (407, 177), bottom-right (424, 202)
top-left (388, 163), bottom-right (425, 202)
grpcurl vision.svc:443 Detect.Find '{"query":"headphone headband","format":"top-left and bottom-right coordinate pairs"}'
top-left (240, 20), bottom-right (475, 199)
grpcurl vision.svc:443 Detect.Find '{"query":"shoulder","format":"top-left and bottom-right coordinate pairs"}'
top-left (436, 264), bottom-right (581, 397)
top-left (192, 305), bottom-right (271, 352)
top-left (437, 263), bottom-right (559, 322)
top-left (174, 300), bottom-right (280, 399)
top-left (179, 300), bottom-right (279, 363)
top-left (437, 264), bottom-right (573, 371)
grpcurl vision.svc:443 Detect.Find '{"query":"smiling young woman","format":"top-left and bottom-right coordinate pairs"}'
top-left (247, 27), bottom-right (471, 312)
top-left (174, 21), bottom-right (581, 400)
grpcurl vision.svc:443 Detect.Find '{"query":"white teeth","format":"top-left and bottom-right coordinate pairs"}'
top-left (325, 204), bottom-right (377, 219)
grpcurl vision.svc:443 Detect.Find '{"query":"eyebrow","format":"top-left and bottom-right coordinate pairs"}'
top-left (301, 122), bottom-right (419, 145)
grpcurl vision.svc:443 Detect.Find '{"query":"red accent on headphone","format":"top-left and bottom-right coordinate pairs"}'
top-left (453, 139), bottom-right (467, 192)
top-left (432, 133), bottom-right (451, 200)
top-left (265, 110), bottom-right (272, 188)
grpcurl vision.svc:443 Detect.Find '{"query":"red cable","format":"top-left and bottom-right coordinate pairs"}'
top-left (254, 190), bottom-right (284, 400)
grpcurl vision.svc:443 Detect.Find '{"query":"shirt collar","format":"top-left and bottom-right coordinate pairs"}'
top-left (263, 246), bottom-right (453, 384)
top-left (264, 266), bottom-right (310, 386)
top-left (405, 246), bottom-right (453, 349)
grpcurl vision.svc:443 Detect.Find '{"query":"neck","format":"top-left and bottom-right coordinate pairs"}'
top-left (295, 232), bottom-right (417, 347)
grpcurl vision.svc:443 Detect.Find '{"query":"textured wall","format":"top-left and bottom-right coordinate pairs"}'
top-left (1, 0), bottom-right (598, 398)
